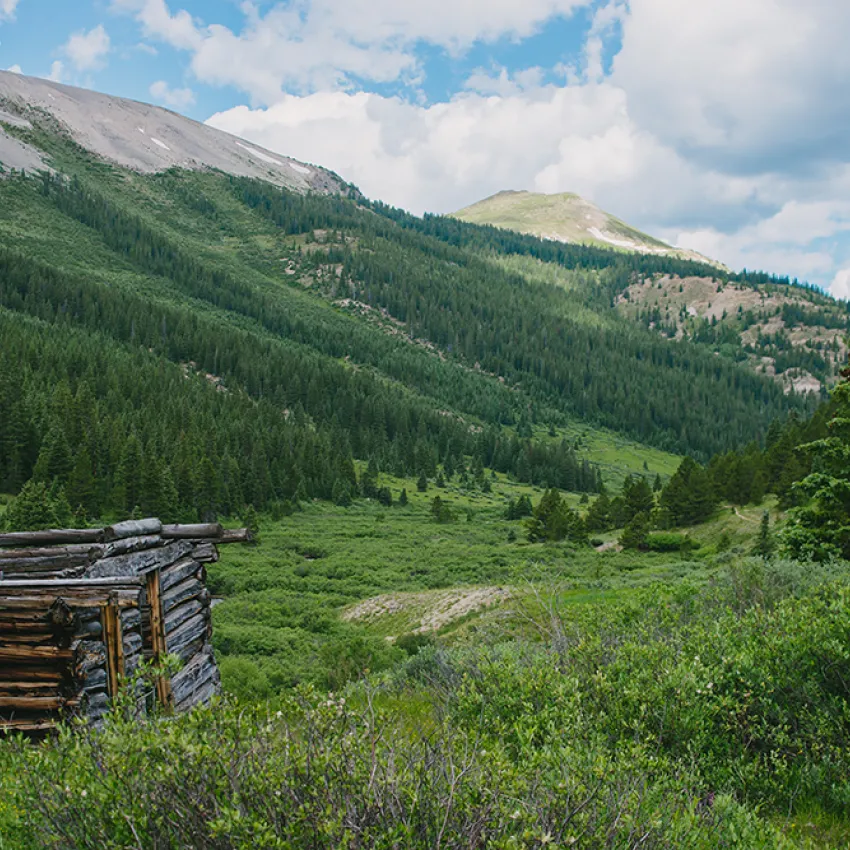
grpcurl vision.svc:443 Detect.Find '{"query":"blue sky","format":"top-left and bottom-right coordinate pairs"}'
top-left (2, 0), bottom-right (849, 296)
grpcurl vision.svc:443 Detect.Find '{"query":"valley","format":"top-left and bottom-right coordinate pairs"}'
top-left (0, 71), bottom-right (849, 848)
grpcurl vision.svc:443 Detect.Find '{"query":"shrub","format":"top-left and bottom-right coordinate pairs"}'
top-left (645, 532), bottom-right (698, 552)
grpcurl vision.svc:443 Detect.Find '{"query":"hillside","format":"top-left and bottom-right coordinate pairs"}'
top-left (619, 274), bottom-right (850, 393)
top-left (452, 189), bottom-right (721, 265)
top-left (0, 74), bottom-right (818, 528)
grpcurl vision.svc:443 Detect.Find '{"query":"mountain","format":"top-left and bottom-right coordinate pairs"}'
top-left (0, 71), bottom-right (343, 193)
top-left (452, 189), bottom-right (721, 266)
top-left (454, 189), bottom-right (849, 393)
top-left (0, 74), bottom-right (815, 522)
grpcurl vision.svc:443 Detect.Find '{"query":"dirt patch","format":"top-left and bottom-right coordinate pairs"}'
top-left (342, 586), bottom-right (512, 634)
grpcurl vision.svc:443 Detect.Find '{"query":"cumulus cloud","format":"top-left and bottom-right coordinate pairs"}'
top-left (830, 269), bottom-right (850, 302)
top-left (112, 0), bottom-right (594, 102)
top-left (0, 0), bottom-right (19, 21)
top-left (46, 60), bottom-right (64, 82)
top-left (149, 79), bottom-right (195, 109)
top-left (208, 82), bottom-right (755, 226)
top-left (6, 63), bottom-right (22, 73)
top-left (62, 24), bottom-right (111, 71)
top-left (612, 0), bottom-right (850, 174)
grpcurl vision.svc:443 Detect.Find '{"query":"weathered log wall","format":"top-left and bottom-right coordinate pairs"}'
top-left (0, 520), bottom-right (248, 734)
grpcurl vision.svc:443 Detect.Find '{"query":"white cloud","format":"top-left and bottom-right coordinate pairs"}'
top-left (612, 0), bottom-right (850, 173)
top-left (207, 83), bottom-right (738, 223)
top-left (46, 60), bottom-right (64, 82)
top-left (111, 0), bottom-right (201, 51)
top-left (149, 79), bottom-right (195, 109)
top-left (62, 24), bottom-right (111, 71)
top-left (668, 199), bottom-right (850, 281)
top-left (0, 0), bottom-right (19, 21)
top-left (112, 0), bottom-right (594, 102)
top-left (830, 269), bottom-right (850, 301)
top-left (6, 63), bottom-right (22, 73)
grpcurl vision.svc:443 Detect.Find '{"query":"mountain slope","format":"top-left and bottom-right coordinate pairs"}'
top-left (0, 70), bottom-right (342, 193)
top-left (0, 76), bottom-right (816, 523)
top-left (619, 274), bottom-right (850, 393)
top-left (452, 189), bottom-right (720, 266)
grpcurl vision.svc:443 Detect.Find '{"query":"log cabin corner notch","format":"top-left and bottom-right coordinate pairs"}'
top-left (0, 519), bottom-right (250, 734)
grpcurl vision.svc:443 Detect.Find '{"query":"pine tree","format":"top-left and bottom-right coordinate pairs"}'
top-left (783, 379), bottom-right (850, 560)
top-left (622, 475), bottom-right (654, 522)
top-left (584, 491), bottom-right (612, 532)
top-left (417, 472), bottom-right (428, 492)
top-left (752, 511), bottom-right (774, 559)
top-left (620, 511), bottom-right (650, 550)
top-left (399, 487), bottom-right (408, 506)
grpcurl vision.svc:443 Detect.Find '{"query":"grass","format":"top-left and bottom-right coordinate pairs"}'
top-left (209, 468), bottom-right (770, 697)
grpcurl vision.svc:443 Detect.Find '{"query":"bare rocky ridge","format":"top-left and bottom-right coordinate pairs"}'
top-left (0, 71), bottom-right (344, 193)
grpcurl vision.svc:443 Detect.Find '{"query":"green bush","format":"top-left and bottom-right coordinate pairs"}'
top-left (645, 532), bottom-right (698, 552)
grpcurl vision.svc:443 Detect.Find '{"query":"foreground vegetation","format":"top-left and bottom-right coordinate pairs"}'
top-left (1, 558), bottom-right (848, 848)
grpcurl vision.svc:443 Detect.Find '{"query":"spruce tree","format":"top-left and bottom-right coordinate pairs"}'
top-left (783, 379), bottom-right (850, 560)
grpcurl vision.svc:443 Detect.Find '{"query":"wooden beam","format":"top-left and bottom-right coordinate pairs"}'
top-left (104, 519), bottom-right (162, 542)
top-left (146, 571), bottom-right (173, 713)
top-left (0, 696), bottom-right (80, 710)
top-left (0, 644), bottom-right (78, 662)
top-left (0, 528), bottom-right (105, 548)
top-left (101, 602), bottom-right (124, 699)
top-left (219, 529), bottom-right (251, 544)
top-left (161, 523), bottom-right (223, 540)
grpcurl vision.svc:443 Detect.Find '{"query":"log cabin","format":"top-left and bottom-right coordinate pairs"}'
top-left (0, 519), bottom-right (249, 734)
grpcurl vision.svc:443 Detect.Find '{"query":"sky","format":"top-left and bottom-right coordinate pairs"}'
top-left (2, 0), bottom-right (850, 296)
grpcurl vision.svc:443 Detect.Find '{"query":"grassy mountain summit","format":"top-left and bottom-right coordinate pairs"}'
top-left (452, 189), bottom-right (721, 265)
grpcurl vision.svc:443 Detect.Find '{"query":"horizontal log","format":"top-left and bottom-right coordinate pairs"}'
top-left (161, 523), bottom-right (223, 540)
top-left (0, 642), bottom-right (79, 662)
top-left (0, 617), bottom-right (51, 632)
top-left (123, 632), bottom-right (144, 657)
top-left (220, 528), bottom-right (251, 544)
top-left (0, 632), bottom-right (55, 644)
top-left (0, 696), bottom-right (80, 710)
top-left (102, 535), bottom-right (162, 558)
top-left (0, 577), bottom-right (143, 590)
top-left (191, 542), bottom-right (219, 564)
top-left (0, 555), bottom-right (96, 574)
top-left (0, 568), bottom-right (88, 583)
top-left (0, 681), bottom-right (63, 696)
top-left (0, 591), bottom-right (141, 610)
top-left (164, 599), bottom-right (203, 635)
top-left (84, 691), bottom-right (109, 713)
top-left (87, 540), bottom-right (193, 579)
top-left (0, 528), bottom-right (105, 548)
top-left (121, 608), bottom-right (142, 630)
top-left (166, 613), bottom-right (209, 662)
top-left (159, 558), bottom-right (201, 593)
top-left (0, 719), bottom-right (58, 732)
top-left (171, 648), bottom-right (219, 707)
top-left (104, 519), bottom-right (162, 542)
top-left (175, 676), bottom-right (219, 712)
top-left (82, 666), bottom-right (107, 688)
top-left (0, 669), bottom-right (64, 684)
top-left (162, 577), bottom-right (204, 615)
top-left (0, 544), bottom-right (105, 562)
